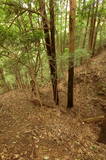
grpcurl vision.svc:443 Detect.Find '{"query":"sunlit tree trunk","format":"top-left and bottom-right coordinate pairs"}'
top-left (67, 0), bottom-right (76, 108)
top-left (99, 21), bottom-right (105, 46)
top-left (60, 8), bottom-right (63, 54)
top-left (92, 18), bottom-right (100, 55)
top-left (88, 0), bottom-right (99, 53)
top-left (63, 0), bottom-right (68, 52)
top-left (88, 0), bottom-right (95, 51)
top-left (77, 0), bottom-right (82, 47)
top-left (82, 0), bottom-right (86, 17)
top-left (91, 0), bottom-right (99, 54)
top-left (82, 6), bottom-right (91, 48)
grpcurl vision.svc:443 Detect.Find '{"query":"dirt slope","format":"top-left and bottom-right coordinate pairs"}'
top-left (0, 51), bottom-right (106, 160)
top-left (74, 50), bottom-right (106, 117)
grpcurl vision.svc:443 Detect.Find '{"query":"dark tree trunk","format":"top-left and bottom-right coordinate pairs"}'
top-left (49, 0), bottom-right (59, 104)
top-left (39, 0), bottom-right (59, 105)
top-left (67, 0), bottom-right (76, 108)
top-left (67, 66), bottom-right (74, 108)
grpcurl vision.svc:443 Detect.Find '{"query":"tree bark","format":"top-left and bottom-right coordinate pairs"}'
top-left (39, 0), bottom-right (59, 105)
top-left (49, 0), bottom-right (59, 104)
top-left (92, 0), bottom-right (104, 55)
top-left (88, 0), bottom-right (95, 51)
top-left (92, 18), bottom-right (100, 55)
top-left (91, 0), bottom-right (99, 53)
top-left (82, 6), bottom-right (91, 48)
top-left (63, 0), bottom-right (68, 52)
top-left (67, 0), bottom-right (76, 108)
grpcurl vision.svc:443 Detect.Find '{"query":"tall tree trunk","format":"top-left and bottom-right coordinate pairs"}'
top-left (60, 7), bottom-right (63, 54)
top-left (82, 5), bottom-right (91, 48)
top-left (88, 0), bottom-right (99, 53)
top-left (88, 0), bottom-right (95, 51)
top-left (67, 0), bottom-right (76, 108)
top-left (92, 0), bottom-right (104, 55)
top-left (82, 0), bottom-right (86, 17)
top-left (92, 18), bottom-right (100, 55)
top-left (49, 0), bottom-right (59, 104)
top-left (63, 0), bottom-right (68, 52)
top-left (39, 0), bottom-right (59, 105)
top-left (91, 0), bottom-right (99, 53)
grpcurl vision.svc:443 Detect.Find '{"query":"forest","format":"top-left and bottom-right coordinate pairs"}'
top-left (0, 0), bottom-right (106, 159)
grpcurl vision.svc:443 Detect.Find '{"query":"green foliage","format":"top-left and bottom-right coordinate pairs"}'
top-left (0, 25), bottom-right (7, 44)
top-left (57, 48), bottom-right (69, 68)
top-left (74, 48), bottom-right (90, 66)
top-left (0, 0), bottom-right (106, 92)
top-left (20, 30), bottom-right (43, 44)
top-left (5, 74), bottom-right (15, 86)
top-left (57, 48), bottom-right (90, 72)
top-left (0, 25), bottom-right (19, 45)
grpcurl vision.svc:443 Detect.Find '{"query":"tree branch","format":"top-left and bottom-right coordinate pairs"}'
top-left (2, 2), bottom-right (40, 15)
top-left (8, 10), bottom-right (26, 29)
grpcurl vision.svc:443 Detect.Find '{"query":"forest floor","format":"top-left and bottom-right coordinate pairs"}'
top-left (0, 51), bottom-right (106, 160)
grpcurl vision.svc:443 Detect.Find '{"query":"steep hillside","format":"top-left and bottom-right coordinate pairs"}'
top-left (0, 51), bottom-right (106, 160)
top-left (74, 50), bottom-right (106, 117)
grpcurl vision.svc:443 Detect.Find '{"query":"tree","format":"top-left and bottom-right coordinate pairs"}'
top-left (39, 0), bottom-right (59, 105)
top-left (67, 0), bottom-right (76, 108)
top-left (82, 5), bottom-right (91, 48)
top-left (88, 0), bottom-right (97, 51)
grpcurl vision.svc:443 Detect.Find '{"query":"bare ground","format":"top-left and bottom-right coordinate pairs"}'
top-left (0, 51), bottom-right (106, 160)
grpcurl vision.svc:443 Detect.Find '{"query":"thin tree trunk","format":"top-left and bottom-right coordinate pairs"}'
top-left (88, 0), bottom-right (95, 51)
top-left (92, 18), bottom-right (100, 55)
top-left (39, 0), bottom-right (59, 105)
top-left (0, 68), bottom-right (9, 90)
top-left (92, 0), bottom-right (104, 55)
top-left (67, 0), bottom-right (76, 108)
top-left (82, 6), bottom-right (91, 48)
top-left (82, 0), bottom-right (86, 17)
top-left (49, 0), bottom-right (59, 104)
top-left (77, 0), bottom-right (82, 47)
top-left (91, 0), bottom-right (99, 52)
top-left (60, 8), bottom-right (63, 53)
top-left (63, 0), bottom-right (68, 52)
